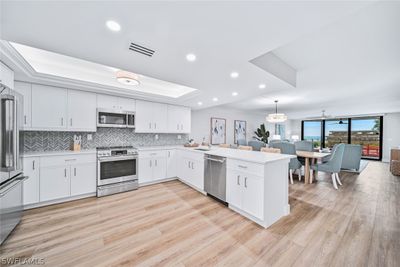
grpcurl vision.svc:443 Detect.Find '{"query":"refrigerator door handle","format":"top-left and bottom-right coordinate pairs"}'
top-left (1, 95), bottom-right (15, 171)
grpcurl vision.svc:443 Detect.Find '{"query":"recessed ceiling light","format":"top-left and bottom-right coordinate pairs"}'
top-left (258, 83), bottom-right (266, 89)
top-left (186, 53), bottom-right (196, 62)
top-left (212, 97), bottom-right (218, 102)
top-left (106, 20), bottom-right (121, 32)
top-left (232, 92), bottom-right (238, 96)
top-left (197, 101), bottom-right (203, 106)
top-left (230, 72), bottom-right (239, 79)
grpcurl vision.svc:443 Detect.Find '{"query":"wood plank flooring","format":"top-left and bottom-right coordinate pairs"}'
top-left (1, 161), bottom-right (399, 266)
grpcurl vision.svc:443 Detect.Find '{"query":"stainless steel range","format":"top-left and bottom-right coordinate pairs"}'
top-left (96, 146), bottom-right (138, 197)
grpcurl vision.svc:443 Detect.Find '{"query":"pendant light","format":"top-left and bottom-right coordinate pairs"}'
top-left (266, 100), bottom-right (287, 123)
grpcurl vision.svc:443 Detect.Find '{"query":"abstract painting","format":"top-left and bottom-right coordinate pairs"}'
top-left (210, 118), bottom-right (226, 144)
top-left (234, 120), bottom-right (246, 144)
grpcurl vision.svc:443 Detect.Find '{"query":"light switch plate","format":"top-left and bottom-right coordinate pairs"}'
top-left (87, 134), bottom-right (93, 141)
top-left (177, 135), bottom-right (182, 140)
top-left (155, 134), bottom-right (159, 140)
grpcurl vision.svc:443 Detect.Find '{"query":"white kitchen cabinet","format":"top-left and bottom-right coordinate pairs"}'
top-left (67, 90), bottom-right (96, 131)
top-left (135, 100), bottom-right (167, 133)
top-left (22, 157), bottom-right (40, 205)
top-left (138, 150), bottom-right (167, 184)
top-left (167, 105), bottom-right (191, 133)
top-left (166, 150), bottom-right (177, 178)
top-left (40, 166), bottom-right (70, 202)
top-left (0, 61), bottom-right (14, 89)
top-left (97, 94), bottom-right (135, 111)
top-left (178, 150), bottom-right (204, 190)
top-left (32, 84), bottom-right (67, 129)
top-left (70, 163), bottom-right (97, 196)
top-left (14, 81), bottom-right (32, 128)
top-left (226, 169), bottom-right (242, 208)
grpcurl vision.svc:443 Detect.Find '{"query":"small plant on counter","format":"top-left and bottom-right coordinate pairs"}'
top-left (254, 124), bottom-right (270, 144)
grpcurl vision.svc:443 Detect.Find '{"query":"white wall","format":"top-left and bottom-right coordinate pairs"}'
top-left (382, 112), bottom-right (400, 162)
top-left (191, 106), bottom-right (299, 144)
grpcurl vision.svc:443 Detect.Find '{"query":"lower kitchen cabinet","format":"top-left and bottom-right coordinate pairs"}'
top-left (178, 150), bottom-right (204, 191)
top-left (227, 168), bottom-right (264, 220)
top-left (138, 150), bottom-right (167, 184)
top-left (22, 157), bottom-right (40, 205)
top-left (166, 150), bottom-right (177, 178)
top-left (40, 166), bottom-right (71, 202)
top-left (70, 163), bottom-right (97, 196)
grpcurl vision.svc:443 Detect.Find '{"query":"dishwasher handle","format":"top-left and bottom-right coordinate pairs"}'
top-left (205, 157), bottom-right (225, 163)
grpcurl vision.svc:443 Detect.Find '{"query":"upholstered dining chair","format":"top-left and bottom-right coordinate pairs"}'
top-left (294, 140), bottom-right (314, 180)
top-left (236, 139), bottom-right (247, 146)
top-left (219, 144), bottom-right (230, 148)
top-left (260, 147), bottom-right (281, 154)
top-left (270, 142), bottom-right (302, 184)
top-left (248, 140), bottom-right (266, 151)
top-left (238, 145), bottom-right (253, 151)
top-left (310, 143), bottom-right (345, 189)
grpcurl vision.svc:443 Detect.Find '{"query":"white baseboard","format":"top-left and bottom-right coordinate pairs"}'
top-left (23, 192), bottom-right (96, 210)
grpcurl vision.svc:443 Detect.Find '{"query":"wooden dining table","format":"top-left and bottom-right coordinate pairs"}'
top-left (296, 151), bottom-right (331, 184)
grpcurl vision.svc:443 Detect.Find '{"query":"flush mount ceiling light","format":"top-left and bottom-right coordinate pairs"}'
top-left (232, 92), bottom-right (238, 96)
top-left (186, 53), bottom-right (196, 62)
top-left (106, 20), bottom-right (121, 32)
top-left (197, 101), bottom-right (203, 106)
top-left (230, 72), bottom-right (239, 79)
top-left (266, 100), bottom-right (287, 123)
top-left (258, 83), bottom-right (266, 89)
top-left (212, 97), bottom-right (218, 102)
top-left (116, 70), bottom-right (140, 86)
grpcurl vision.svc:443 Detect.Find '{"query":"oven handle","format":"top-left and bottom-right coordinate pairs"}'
top-left (98, 156), bottom-right (137, 162)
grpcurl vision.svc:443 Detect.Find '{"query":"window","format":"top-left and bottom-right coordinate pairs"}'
top-left (350, 117), bottom-right (381, 159)
top-left (302, 121), bottom-right (322, 149)
top-left (324, 119), bottom-right (349, 148)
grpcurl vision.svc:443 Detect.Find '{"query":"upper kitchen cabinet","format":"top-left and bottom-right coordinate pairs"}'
top-left (31, 84), bottom-right (68, 130)
top-left (67, 90), bottom-right (96, 132)
top-left (167, 105), bottom-right (191, 133)
top-left (135, 100), bottom-right (167, 133)
top-left (0, 61), bottom-right (14, 89)
top-left (14, 81), bottom-right (32, 129)
top-left (97, 94), bottom-right (135, 111)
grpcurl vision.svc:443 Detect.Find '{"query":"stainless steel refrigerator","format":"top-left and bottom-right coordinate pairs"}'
top-left (0, 84), bottom-right (27, 245)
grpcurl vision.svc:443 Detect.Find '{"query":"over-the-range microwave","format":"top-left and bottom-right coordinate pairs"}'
top-left (97, 108), bottom-right (135, 128)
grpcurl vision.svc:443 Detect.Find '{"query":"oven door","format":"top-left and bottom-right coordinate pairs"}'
top-left (97, 156), bottom-right (137, 186)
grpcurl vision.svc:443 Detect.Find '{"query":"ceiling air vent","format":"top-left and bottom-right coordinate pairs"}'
top-left (129, 42), bottom-right (155, 57)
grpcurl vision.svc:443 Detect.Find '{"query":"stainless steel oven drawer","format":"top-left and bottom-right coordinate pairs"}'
top-left (97, 180), bottom-right (138, 197)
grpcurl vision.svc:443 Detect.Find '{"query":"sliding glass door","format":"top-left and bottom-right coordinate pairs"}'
top-left (350, 117), bottom-right (381, 159)
top-left (324, 119), bottom-right (349, 148)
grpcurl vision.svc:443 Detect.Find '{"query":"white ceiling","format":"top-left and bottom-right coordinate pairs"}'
top-left (1, 0), bottom-right (397, 118)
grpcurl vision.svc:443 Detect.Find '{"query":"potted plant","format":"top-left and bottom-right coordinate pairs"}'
top-left (254, 123), bottom-right (270, 144)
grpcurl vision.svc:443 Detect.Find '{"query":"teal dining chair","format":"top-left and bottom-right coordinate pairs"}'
top-left (310, 143), bottom-right (345, 189)
top-left (271, 142), bottom-right (302, 184)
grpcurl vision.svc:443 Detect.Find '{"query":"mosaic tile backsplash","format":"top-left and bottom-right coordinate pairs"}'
top-left (22, 128), bottom-right (189, 152)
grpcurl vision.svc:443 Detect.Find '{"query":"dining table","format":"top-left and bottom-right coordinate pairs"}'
top-left (296, 151), bottom-right (331, 184)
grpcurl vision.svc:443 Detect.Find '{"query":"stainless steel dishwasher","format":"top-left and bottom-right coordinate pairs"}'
top-left (204, 154), bottom-right (226, 202)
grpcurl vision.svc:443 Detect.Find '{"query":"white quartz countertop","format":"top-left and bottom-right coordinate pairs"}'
top-left (204, 148), bottom-right (296, 164)
top-left (22, 149), bottom-right (97, 157)
top-left (137, 145), bottom-right (182, 151)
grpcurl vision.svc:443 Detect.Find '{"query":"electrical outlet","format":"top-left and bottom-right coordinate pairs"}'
top-left (177, 135), bottom-right (182, 140)
top-left (87, 134), bottom-right (93, 141)
top-left (155, 134), bottom-right (159, 140)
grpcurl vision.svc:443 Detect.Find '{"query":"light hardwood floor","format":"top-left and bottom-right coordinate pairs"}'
top-left (1, 161), bottom-right (399, 266)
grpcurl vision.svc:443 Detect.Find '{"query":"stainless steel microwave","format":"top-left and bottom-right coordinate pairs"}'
top-left (97, 108), bottom-right (135, 128)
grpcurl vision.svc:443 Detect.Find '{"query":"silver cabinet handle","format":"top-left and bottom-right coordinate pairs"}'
top-left (191, 162), bottom-right (194, 169)
top-left (177, 124), bottom-right (179, 130)
top-left (64, 168), bottom-right (67, 177)
top-left (32, 160), bottom-right (35, 170)
top-left (70, 118), bottom-right (73, 126)
top-left (149, 123), bottom-right (151, 129)
top-left (74, 167), bottom-right (76, 176)
top-left (155, 159), bottom-right (158, 166)
top-left (154, 123), bottom-right (157, 129)
top-left (24, 115), bottom-right (27, 125)
top-left (237, 175), bottom-right (240, 185)
top-left (181, 124), bottom-right (183, 130)
top-left (238, 165), bottom-right (247, 169)
top-left (188, 161), bottom-right (190, 168)
top-left (245, 177), bottom-right (248, 188)
top-left (61, 117), bottom-right (64, 126)
top-left (168, 151), bottom-right (171, 157)
top-left (150, 160), bottom-right (152, 168)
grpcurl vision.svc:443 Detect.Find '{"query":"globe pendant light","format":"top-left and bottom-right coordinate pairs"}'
top-left (266, 100), bottom-right (287, 123)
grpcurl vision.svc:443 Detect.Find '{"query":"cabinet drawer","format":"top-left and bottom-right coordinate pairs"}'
top-left (40, 154), bottom-right (96, 167)
top-left (227, 159), bottom-right (264, 177)
top-left (139, 150), bottom-right (167, 159)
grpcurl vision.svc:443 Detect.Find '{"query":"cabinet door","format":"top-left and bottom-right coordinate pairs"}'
top-left (181, 107), bottom-right (191, 133)
top-left (138, 157), bottom-right (153, 184)
top-left (70, 163), bottom-right (96, 196)
top-left (118, 97), bottom-right (135, 111)
top-left (181, 158), bottom-right (192, 184)
top-left (0, 61), bottom-right (14, 89)
top-left (22, 157), bottom-right (40, 205)
top-left (135, 100), bottom-right (154, 132)
top-left (166, 150), bottom-right (177, 178)
top-left (40, 166), bottom-right (70, 202)
top-left (190, 159), bottom-right (204, 190)
top-left (167, 105), bottom-right (180, 133)
top-left (226, 169), bottom-right (243, 209)
top-left (14, 82), bottom-right (32, 128)
top-left (152, 103), bottom-right (168, 132)
top-left (153, 156), bottom-right (167, 181)
top-left (32, 84), bottom-right (67, 129)
top-left (97, 94), bottom-right (119, 109)
top-left (68, 90), bottom-right (96, 131)
top-left (242, 174), bottom-right (264, 219)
